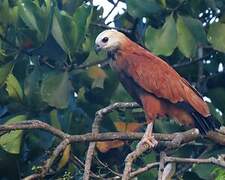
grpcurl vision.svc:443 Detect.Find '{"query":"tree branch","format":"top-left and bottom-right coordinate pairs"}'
top-left (83, 102), bottom-right (139, 180)
top-left (0, 102), bottom-right (224, 179)
top-left (165, 155), bottom-right (225, 168)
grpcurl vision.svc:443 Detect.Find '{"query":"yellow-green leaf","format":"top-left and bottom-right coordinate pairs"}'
top-left (57, 144), bottom-right (71, 170)
top-left (6, 74), bottom-right (23, 101)
top-left (208, 22), bottom-right (225, 53)
top-left (0, 61), bottom-right (14, 87)
top-left (0, 115), bottom-right (27, 154)
top-left (87, 66), bottom-right (107, 89)
top-left (50, 109), bottom-right (61, 130)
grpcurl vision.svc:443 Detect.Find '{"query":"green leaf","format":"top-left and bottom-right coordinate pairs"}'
top-left (157, 0), bottom-right (166, 7)
top-left (73, 4), bottom-right (93, 49)
top-left (0, 62), bottom-right (14, 87)
top-left (127, 0), bottom-right (161, 18)
top-left (24, 67), bottom-right (46, 110)
top-left (145, 14), bottom-right (177, 56)
top-left (41, 71), bottom-right (72, 109)
top-left (52, 9), bottom-right (78, 55)
top-left (0, 115), bottom-right (27, 154)
top-left (6, 74), bottom-right (23, 101)
top-left (176, 15), bottom-right (207, 58)
top-left (18, 0), bottom-right (51, 41)
top-left (208, 22), bottom-right (225, 53)
top-left (50, 109), bottom-right (61, 129)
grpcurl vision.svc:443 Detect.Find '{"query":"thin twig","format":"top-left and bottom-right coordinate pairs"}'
top-left (165, 155), bottom-right (225, 168)
top-left (91, 23), bottom-right (132, 34)
top-left (129, 162), bottom-right (159, 178)
top-left (104, 0), bottom-right (120, 22)
top-left (72, 58), bottom-right (109, 70)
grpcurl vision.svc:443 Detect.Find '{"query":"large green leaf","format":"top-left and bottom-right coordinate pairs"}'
top-left (127, 0), bottom-right (161, 18)
top-left (208, 22), bottom-right (225, 53)
top-left (0, 0), bottom-right (18, 25)
top-left (73, 4), bottom-right (93, 49)
top-left (145, 14), bottom-right (177, 56)
top-left (176, 15), bottom-right (207, 58)
top-left (0, 115), bottom-right (27, 154)
top-left (41, 71), bottom-right (72, 109)
top-left (6, 74), bottom-right (23, 101)
top-left (0, 62), bottom-right (14, 87)
top-left (24, 67), bottom-right (46, 110)
top-left (52, 8), bottom-right (78, 55)
top-left (18, 0), bottom-right (52, 41)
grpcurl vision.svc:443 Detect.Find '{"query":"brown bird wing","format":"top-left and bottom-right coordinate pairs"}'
top-left (119, 49), bottom-right (210, 117)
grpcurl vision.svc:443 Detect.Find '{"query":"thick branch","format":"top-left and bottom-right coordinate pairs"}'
top-left (0, 102), bottom-right (224, 179)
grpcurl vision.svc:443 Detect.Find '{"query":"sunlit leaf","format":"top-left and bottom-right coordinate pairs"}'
top-left (41, 71), bottom-right (72, 109)
top-left (96, 140), bottom-right (124, 153)
top-left (96, 121), bottom-right (143, 153)
top-left (50, 109), bottom-right (61, 129)
top-left (87, 66), bottom-right (107, 89)
top-left (6, 74), bottom-right (23, 101)
top-left (208, 22), bottom-right (225, 53)
top-left (57, 144), bottom-right (71, 170)
top-left (0, 115), bottom-right (27, 154)
top-left (0, 61), bottom-right (14, 87)
top-left (114, 122), bottom-right (143, 132)
top-left (145, 14), bottom-right (177, 56)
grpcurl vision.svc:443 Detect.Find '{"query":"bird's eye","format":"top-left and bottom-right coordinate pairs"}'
top-left (102, 37), bottom-right (109, 43)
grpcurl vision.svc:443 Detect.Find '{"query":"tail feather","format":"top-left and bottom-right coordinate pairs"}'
top-left (191, 111), bottom-right (220, 134)
top-left (177, 102), bottom-right (221, 135)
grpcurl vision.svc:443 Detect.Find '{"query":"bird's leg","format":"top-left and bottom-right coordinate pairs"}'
top-left (137, 122), bottom-right (158, 148)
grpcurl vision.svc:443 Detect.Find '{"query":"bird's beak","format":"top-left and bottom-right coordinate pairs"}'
top-left (94, 44), bottom-right (101, 54)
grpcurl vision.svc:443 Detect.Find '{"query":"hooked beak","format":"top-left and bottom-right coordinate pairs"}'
top-left (94, 44), bottom-right (101, 54)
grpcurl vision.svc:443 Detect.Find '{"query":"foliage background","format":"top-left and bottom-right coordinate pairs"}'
top-left (0, 0), bottom-right (225, 179)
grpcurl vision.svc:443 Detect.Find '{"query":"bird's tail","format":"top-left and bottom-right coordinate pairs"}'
top-left (191, 111), bottom-right (221, 135)
top-left (177, 102), bottom-right (221, 135)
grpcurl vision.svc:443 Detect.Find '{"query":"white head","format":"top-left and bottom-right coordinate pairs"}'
top-left (95, 29), bottom-right (127, 53)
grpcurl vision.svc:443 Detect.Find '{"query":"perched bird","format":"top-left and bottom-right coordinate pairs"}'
top-left (94, 29), bottom-right (221, 147)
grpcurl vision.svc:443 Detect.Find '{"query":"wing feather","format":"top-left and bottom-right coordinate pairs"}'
top-left (117, 49), bottom-right (210, 117)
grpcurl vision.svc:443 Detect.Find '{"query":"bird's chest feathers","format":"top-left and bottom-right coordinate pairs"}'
top-left (108, 51), bottom-right (127, 72)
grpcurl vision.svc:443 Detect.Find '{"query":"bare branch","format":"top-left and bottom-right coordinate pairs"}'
top-left (165, 155), bottom-right (225, 168)
top-left (158, 152), bottom-right (166, 180)
top-left (0, 102), bottom-right (224, 179)
top-left (83, 102), bottom-right (139, 180)
top-left (130, 162), bottom-right (159, 178)
top-left (122, 143), bottom-right (151, 180)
